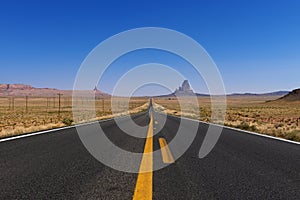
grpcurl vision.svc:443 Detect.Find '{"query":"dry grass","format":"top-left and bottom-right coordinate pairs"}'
top-left (0, 96), bottom-right (149, 138)
top-left (154, 96), bottom-right (300, 142)
top-left (2, 95), bottom-right (300, 142)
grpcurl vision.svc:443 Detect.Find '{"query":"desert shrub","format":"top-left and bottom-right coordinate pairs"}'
top-left (285, 130), bottom-right (300, 142)
top-left (62, 118), bottom-right (73, 126)
top-left (236, 121), bottom-right (257, 132)
top-left (274, 123), bottom-right (284, 129)
top-left (224, 123), bottom-right (234, 128)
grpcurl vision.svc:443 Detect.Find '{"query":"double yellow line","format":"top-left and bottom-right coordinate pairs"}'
top-left (133, 111), bottom-right (174, 200)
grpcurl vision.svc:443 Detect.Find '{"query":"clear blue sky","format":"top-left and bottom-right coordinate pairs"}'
top-left (0, 0), bottom-right (299, 95)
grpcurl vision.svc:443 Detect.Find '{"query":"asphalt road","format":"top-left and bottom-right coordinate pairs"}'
top-left (0, 108), bottom-right (299, 199)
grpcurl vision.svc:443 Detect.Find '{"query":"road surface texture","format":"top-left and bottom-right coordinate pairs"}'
top-left (0, 106), bottom-right (299, 199)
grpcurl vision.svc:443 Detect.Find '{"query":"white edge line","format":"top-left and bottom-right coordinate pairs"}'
top-left (0, 114), bottom-right (133, 143)
top-left (3, 110), bottom-right (299, 145)
top-left (157, 112), bottom-right (300, 145)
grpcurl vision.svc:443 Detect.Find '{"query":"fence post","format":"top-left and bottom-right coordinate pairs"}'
top-left (25, 96), bottom-right (28, 113)
top-left (57, 93), bottom-right (62, 115)
top-left (46, 97), bottom-right (49, 111)
top-left (102, 98), bottom-right (104, 113)
top-left (12, 97), bottom-right (14, 111)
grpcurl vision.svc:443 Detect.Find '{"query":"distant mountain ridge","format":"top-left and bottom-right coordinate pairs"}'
top-left (0, 84), bottom-right (109, 97)
top-left (0, 83), bottom-right (294, 98)
top-left (155, 81), bottom-right (290, 97)
top-left (276, 89), bottom-right (300, 101)
top-left (0, 84), bottom-right (33, 90)
top-left (229, 91), bottom-right (289, 96)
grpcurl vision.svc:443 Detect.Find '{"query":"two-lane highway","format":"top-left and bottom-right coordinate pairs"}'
top-left (0, 106), bottom-right (299, 199)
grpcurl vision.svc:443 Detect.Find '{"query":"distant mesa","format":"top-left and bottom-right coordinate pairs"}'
top-left (156, 80), bottom-right (197, 97)
top-left (93, 86), bottom-right (108, 96)
top-left (174, 80), bottom-right (195, 96)
top-left (93, 86), bottom-right (101, 93)
top-left (276, 88), bottom-right (300, 101)
top-left (0, 84), bottom-right (33, 90)
top-left (0, 84), bottom-right (110, 97)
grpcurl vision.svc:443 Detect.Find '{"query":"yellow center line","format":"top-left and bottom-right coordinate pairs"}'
top-left (133, 111), bottom-right (153, 200)
top-left (158, 138), bottom-right (175, 164)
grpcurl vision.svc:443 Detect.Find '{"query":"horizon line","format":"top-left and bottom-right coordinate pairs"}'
top-left (0, 83), bottom-right (294, 97)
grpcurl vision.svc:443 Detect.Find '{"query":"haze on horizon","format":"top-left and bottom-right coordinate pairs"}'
top-left (0, 1), bottom-right (299, 96)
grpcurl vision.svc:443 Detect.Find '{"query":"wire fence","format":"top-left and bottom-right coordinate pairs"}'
top-left (0, 96), bottom-right (148, 138)
top-left (0, 96), bottom-right (147, 113)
